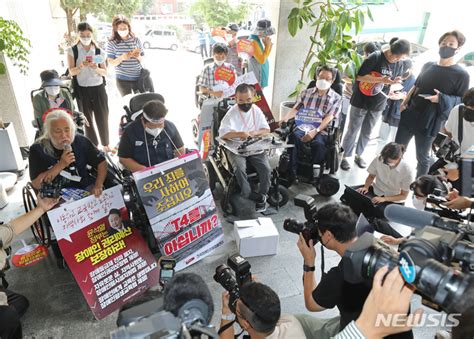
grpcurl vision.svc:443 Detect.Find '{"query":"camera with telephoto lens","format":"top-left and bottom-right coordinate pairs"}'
top-left (283, 194), bottom-right (319, 245)
top-left (433, 132), bottom-right (460, 163)
top-left (342, 226), bottom-right (474, 313)
top-left (39, 176), bottom-right (65, 199)
top-left (425, 188), bottom-right (466, 221)
top-left (213, 253), bottom-right (252, 313)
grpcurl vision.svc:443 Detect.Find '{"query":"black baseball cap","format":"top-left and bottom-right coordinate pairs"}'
top-left (40, 70), bottom-right (65, 87)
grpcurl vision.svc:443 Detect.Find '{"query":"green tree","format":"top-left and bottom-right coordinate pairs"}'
top-left (190, 0), bottom-right (250, 28)
top-left (0, 17), bottom-right (31, 75)
top-left (59, 0), bottom-right (146, 37)
top-left (288, 0), bottom-right (373, 96)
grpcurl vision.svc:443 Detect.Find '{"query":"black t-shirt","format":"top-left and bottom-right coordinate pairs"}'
top-left (312, 260), bottom-right (370, 329)
top-left (350, 51), bottom-right (404, 111)
top-left (410, 62), bottom-right (469, 115)
top-left (118, 118), bottom-right (184, 167)
top-left (29, 134), bottom-right (106, 189)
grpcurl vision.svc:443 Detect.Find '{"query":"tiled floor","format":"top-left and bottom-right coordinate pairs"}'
top-left (0, 134), bottom-right (444, 338)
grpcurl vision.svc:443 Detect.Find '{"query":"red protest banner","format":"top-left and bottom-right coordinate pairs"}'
top-left (133, 151), bottom-right (224, 270)
top-left (214, 65), bottom-right (236, 85)
top-left (237, 39), bottom-right (254, 57)
top-left (47, 185), bottom-right (159, 320)
top-left (12, 244), bottom-right (48, 267)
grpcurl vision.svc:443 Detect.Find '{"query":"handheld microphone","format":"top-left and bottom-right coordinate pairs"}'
top-left (384, 204), bottom-right (473, 234)
top-left (63, 143), bottom-right (77, 172)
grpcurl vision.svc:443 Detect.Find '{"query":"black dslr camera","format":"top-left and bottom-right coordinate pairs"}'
top-left (39, 176), bottom-right (65, 199)
top-left (342, 226), bottom-right (474, 313)
top-left (213, 254), bottom-right (252, 313)
top-left (283, 194), bottom-right (319, 245)
top-left (433, 132), bottom-right (460, 163)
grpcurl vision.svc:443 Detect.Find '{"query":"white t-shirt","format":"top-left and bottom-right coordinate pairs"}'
top-left (368, 157), bottom-right (414, 197)
top-left (266, 315), bottom-right (307, 339)
top-left (67, 44), bottom-right (105, 87)
top-left (444, 105), bottom-right (474, 154)
top-left (218, 104), bottom-right (270, 137)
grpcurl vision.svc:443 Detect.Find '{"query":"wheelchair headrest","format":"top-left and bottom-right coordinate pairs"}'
top-left (129, 93), bottom-right (165, 114)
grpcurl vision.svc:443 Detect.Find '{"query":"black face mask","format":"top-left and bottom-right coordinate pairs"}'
top-left (462, 105), bottom-right (474, 122)
top-left (439, 46), bottom-right (456, 59)
top-left (238, 103), bottom-right (252, 112)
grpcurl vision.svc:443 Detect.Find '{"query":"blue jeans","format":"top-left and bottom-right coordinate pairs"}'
top-left (292, 129), bottom-right (328, 174)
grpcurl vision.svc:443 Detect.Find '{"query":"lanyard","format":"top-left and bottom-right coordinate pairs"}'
top-left (238, 107), bottom-right (256, 131)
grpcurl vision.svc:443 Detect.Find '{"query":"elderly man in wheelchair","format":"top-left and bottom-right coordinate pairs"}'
top-left (218, 83), bottom-right (272, 212)
top-left (280, 65), bottom-right (342, 192)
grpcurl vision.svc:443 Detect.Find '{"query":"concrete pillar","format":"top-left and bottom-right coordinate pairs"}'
top-left (0, 54), bottom-right (28, 146)
top-left (262, 0), bottom-right (318, 120)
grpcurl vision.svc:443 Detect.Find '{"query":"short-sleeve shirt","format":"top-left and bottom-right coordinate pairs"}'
top-left (197, 62), bottom-right (236, 90)
top-left (266, 315), bottom-right (307, 339)
top-left (350, 51), bottom-right (404, 111)
top-left (367, 156), bottom-right (414, 197)
top-left (67, 44), bottom-right (105, 87)
top-left (106, 37), bottom-right (144, 80)
top-left (444, 105), bottom-right (474, 154)
top-left (29, 134), bottom-right (106, 189)
top-left (118, 118), bottom-right (184, 167)
top-left (218, 104), bottom-right (270, 137)
top-left (294, 87), bottom-right (342, 134)
top-left (312, 260), bottom-right (371, 330)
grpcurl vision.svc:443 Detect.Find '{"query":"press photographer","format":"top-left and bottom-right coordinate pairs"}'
top-left (291, 201), bottom-right (413, 338)
top-left (0, 196), bottom-right (58, 339)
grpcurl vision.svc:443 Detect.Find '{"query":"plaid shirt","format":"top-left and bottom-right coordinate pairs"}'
top-left (295, 87), bottom-right (342, 134)
top-left (226, 43), bottom-right (242, 75)
top-left (197, 62), bottom-right (236, 90)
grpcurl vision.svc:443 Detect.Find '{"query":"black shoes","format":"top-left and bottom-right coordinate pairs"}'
top-left (255, 195), bottom-right (267, 213)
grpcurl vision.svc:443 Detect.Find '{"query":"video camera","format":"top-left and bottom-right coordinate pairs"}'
top-left (39, 176), bottom-right (65, 199)
top-left (213, 253), bottom-right (252, 313)
top-left (425, 189), bottom-right (466, 222)
top-left (342, 205), bottom-right (474, 313)
top-left (283, 194), bottom-right (319, 245)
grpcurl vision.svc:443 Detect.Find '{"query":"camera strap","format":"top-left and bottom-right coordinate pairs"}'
top-left (218, 320), bottom-right (236, 335)
top-left (320, 245), bottom-right (327, 278)
top-left (0, 271), bottom-right (8, 289)
top-left (458, 106), bottom-right (464, 145)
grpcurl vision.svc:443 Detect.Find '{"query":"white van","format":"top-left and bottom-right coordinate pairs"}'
top-left (142, 29), bottom-right (179, 51)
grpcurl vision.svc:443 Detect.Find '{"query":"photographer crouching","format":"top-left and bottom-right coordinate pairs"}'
top-left (296, 202), bottom-right (413, 338)
top-left (0, 197), bottom-right (58, 339)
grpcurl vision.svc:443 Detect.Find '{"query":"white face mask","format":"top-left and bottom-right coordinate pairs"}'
top-left (118, 29), bottom-right (129, 38)
top-left (145, 127), bottom-right (163, 138)
top-left (316, 79), bottom-right (332, 91)
top-left (45, 86), bottom-right (60, 97)
top-left (412, 196), bottom-right (426, 210)
top-left (80, 37), bottom-right (92, 46)
top-left (215, 59), bottom-right (225, 66)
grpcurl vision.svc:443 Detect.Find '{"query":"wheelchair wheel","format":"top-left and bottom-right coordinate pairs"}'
top-left (22, 183), bottom-right (51, 246)
top-left (221, 177), bottom-right (236, 215)
top-left (202, 160), bottom-right (216, 191)
top-left (192, 119), bottom-right (199, 145)
top-left (267, 185), bottom-right (289, 208)
top-left (316, 174), bottom-right (340, 197)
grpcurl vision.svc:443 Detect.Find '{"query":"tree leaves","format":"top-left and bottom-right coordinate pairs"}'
top-left (189, 0), bottom-right (250, 28)
top-left (0, 17), bottom-right (31, 75)
top-left (287, 0), bottom-right (373, 97)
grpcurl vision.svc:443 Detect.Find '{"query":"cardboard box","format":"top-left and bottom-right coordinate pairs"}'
top-left (233, 217), bottom-right (279, 257)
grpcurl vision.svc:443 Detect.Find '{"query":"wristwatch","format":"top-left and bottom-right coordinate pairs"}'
top-left (303, 264), bottom-right (315, 272)
top-left (221, 313), bottom-right (235, 321)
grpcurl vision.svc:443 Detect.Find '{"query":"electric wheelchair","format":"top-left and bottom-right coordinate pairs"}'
top-left (201, 98), bottom-right (290, 216)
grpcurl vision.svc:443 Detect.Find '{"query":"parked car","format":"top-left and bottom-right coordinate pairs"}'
top-left (142, 29), bottom-right (179, 50)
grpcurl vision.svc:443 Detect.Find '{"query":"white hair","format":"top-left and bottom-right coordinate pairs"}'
top-left (36, 109), bottom-right (76, 157)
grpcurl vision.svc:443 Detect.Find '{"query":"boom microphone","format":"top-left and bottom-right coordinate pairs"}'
top-left (384, 204), bottom-right (473, 234)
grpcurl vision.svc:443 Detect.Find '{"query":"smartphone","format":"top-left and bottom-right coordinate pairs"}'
top-left (85, 55), bottom-right (93, 63)
top-left (418, 94), bottom-right (432, 98)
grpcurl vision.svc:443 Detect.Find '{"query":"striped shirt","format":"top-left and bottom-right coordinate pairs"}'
top-left (106, 37), bottom-right (144, 80)
top-left (197, 62), bottom-right (236, 90)
top-left (294, 87), bottom-right (342, 134)
top-left (332, 321), bottom-right (365, 339)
